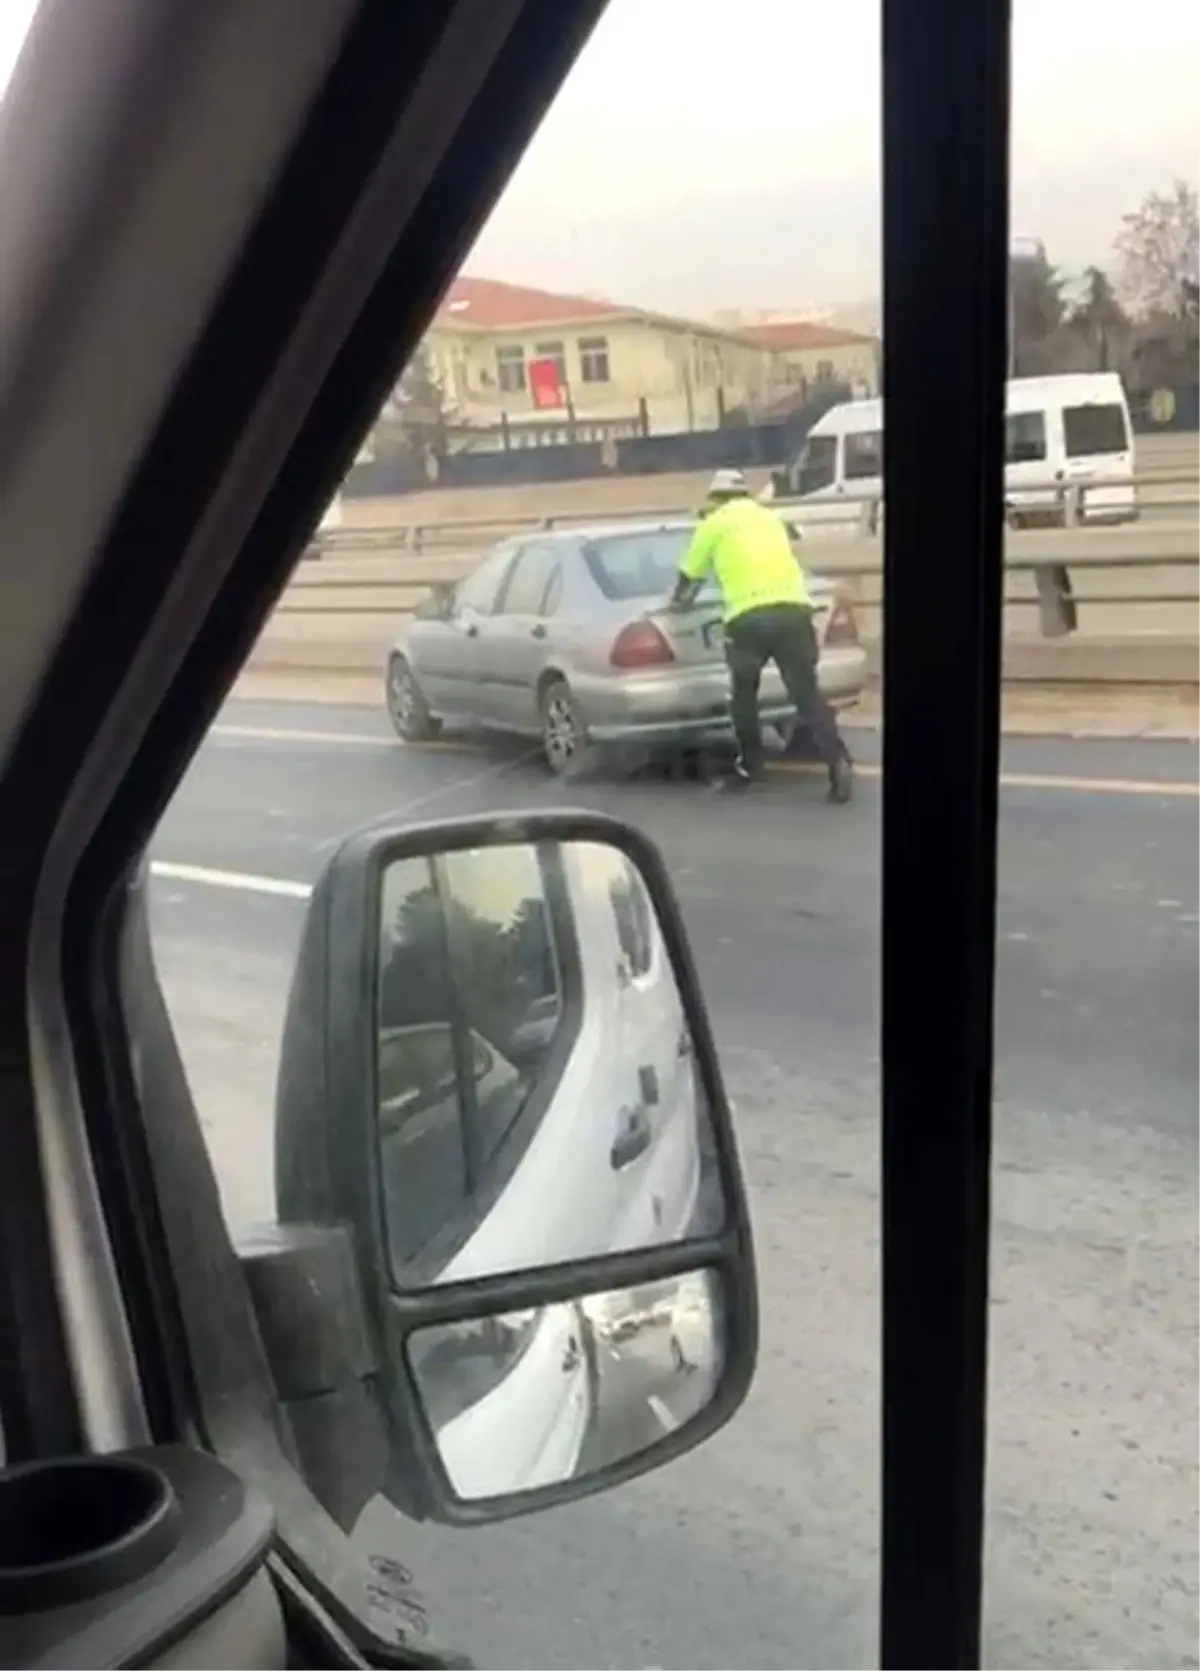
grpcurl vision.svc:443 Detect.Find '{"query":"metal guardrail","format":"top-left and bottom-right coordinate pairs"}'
top-left (315, 469), bottom-right (1198, 555)
top-left (272, 477), bottom-right (1200, 651)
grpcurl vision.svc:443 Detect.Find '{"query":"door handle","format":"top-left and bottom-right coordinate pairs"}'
top-left (464, 622), bottom-right (479, 638)
top-left (531, 624), bottom-right (547, 639)
top-left (610, 1106), bottom-right (652, 1170)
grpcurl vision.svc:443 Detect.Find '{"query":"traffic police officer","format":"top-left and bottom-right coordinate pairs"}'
top-left (669, 468), bottom-right (853, 801)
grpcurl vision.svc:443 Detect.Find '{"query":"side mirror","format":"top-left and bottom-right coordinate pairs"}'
top-left (271, 811), bottom-right (756, 1528)
top-left (415, 582), bottom-right (454, 621)
top-left (769, 468), bottom-right (790, 497)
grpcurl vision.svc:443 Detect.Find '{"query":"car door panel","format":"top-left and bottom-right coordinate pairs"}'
top-left (483, 541), bottom-right (563, 729)
top-left (412, 544), bottom-right (517, 721)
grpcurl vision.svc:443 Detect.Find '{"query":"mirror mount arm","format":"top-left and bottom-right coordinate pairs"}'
top-left (236, 1222), bottom-right (426, 1533)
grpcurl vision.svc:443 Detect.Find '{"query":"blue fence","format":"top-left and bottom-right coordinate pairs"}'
top-left (345, 385), bottom-right (850, 498)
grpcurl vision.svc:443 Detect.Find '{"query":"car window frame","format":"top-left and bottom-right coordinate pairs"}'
top-left (454, 540), bottom-right (521, 617)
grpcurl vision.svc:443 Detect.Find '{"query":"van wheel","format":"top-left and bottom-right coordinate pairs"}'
top-left (386, 655), bottom-right (441, 743)
top-left (539, 678), bottom-right (590, 775)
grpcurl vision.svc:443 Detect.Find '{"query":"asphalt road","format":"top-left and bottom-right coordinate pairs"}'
top-left (148, 700), bottom-right (1199, 1671)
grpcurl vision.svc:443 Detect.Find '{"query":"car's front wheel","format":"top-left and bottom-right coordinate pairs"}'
top-left (385, 654), bottom-right (441, 743)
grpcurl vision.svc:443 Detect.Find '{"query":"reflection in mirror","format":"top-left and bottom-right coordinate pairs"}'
top-left (407, 1270), bottom-right (724, 1502)
top-left (375, 839), bottom-right (726, 1288)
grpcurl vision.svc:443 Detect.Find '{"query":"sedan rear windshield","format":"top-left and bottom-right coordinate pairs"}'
top-left (584, 529), bottom-right (715, 601)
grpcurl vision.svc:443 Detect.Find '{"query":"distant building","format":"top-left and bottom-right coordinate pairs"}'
top-left (735, 320), bottom-right (880, 401)
top-left (416, 277), bottom-right (803, 450)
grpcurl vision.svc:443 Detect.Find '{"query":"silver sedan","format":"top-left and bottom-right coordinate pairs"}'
top-left (384, 519), bottom-right (869, 774)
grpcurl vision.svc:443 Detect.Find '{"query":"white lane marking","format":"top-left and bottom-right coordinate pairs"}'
top-left (211, 723), bottom-right (397, 748)
top-left (150, 861), bottom-right (312, 899)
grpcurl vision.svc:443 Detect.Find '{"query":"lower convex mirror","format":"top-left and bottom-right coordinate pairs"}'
top-left (272, 811), bottom-right (756, 1527)
top-left (409, 1270), bottom-right (724, 1503)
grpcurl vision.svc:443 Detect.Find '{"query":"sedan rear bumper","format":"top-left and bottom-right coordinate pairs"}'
top-left (580, 648), bottom-right (868, 746)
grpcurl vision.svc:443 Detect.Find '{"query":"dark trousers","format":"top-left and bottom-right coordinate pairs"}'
top-left (725, 603), bottom-right (850, 779)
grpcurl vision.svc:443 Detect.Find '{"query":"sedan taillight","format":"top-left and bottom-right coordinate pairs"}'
top-left (610, 621), bottom-right (676, 669)
top-left (823, 593), bottom-right (860, 648)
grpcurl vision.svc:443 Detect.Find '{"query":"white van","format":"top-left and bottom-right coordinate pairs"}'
top-left (1003, 372), bottom-right (1136, 526)
top-left (770, 372), bottom-right (1137, 531)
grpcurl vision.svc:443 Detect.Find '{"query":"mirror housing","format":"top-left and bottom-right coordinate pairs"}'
top-left (414, 581), bottom-right (454, 621)
top-left (271, 811), bottom-right (757, 1529)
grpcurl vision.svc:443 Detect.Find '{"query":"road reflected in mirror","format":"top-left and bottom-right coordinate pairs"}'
top-left (375, 838), bottom-right (726, 1288)
top-left (408, 1270), bottom-right (724, 1502)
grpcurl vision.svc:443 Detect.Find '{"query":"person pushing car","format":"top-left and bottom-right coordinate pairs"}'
top-left (668, 468), bottom-right (854, 801)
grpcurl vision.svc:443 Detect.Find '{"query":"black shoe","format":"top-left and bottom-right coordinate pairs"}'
top-left (827, 757), bottom-right (855, 804)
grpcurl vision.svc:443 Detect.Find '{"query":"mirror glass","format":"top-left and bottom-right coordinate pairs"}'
top-left (407, 1269), bottom-right (724, 1502)
top-left (375, 838), bottom-right (725, 1288)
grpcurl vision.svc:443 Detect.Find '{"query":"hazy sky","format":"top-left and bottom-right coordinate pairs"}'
top-left (2, 0), bottom-right (1195, 316)
top-left (468, 0), bottom-right (1200, 314)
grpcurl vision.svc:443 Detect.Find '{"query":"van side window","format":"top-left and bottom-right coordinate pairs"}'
top-left (1063, 403), bottom-right (1129, 458)
top-left (376, 843), bottom-right (571, 1280)
top-left (1005, 411), bottom-right (1047, 464)
top-left (844, 429), bottom-right (883, 480)
top-left (794, 434), bottom-right (837, 494)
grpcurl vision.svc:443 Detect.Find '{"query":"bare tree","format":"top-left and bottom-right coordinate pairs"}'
top-left (1113, 180), bottom-right (1199, 319)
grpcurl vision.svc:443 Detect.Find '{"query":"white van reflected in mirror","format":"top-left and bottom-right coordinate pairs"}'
top-left (408, 1271), bottom-right (724, 1503)
top-left (374, 838), bottom-right (725, 1289)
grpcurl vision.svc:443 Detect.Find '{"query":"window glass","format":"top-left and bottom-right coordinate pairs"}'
top-left (375, 845), bottom-right (567, 1280)
top-left (1005, 409), bottom-right (1048, 462)
top-left (578, 335), bottom-right (610, 383)
top-left (794, 432), bottom-right (838, 493)
top-left (1062, 402), bottom-right (1129, 457)
top-left (497, 542), bottom-right (559, 614)
top-left (148, 4), bottom-right (883, 1660)
top-left (843, 429), bottom-right (883, 480)
top-left (457, 544), bottom-right (516, 614)
top-left (495, 344), bottom-right (526, 393)
top-left (583, 528), bottom-right (714, 602)
top-left (608, 855), bottom-right (655, 979)
top-left (436, 843), bottom-right (565, 1169)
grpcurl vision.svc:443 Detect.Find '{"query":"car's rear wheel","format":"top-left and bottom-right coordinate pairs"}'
top-left (538, 677), bottom-right (590, 775)
top-left (386, 654), bottom-right (441, 743)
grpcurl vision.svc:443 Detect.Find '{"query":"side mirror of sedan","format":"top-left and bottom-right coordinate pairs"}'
top-left (263, 811), bottom-right (756, 1531)
top-left (414, 581), bottom-right (455, 621)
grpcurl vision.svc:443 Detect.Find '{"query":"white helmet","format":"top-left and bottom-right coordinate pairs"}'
top-left (707, 467), bottom-right (749, 497)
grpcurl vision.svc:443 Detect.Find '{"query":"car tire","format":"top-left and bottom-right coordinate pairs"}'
top-left (385, 654), bottom-right (441, 743)
top-left (538, 677), bottom-right (594, 776)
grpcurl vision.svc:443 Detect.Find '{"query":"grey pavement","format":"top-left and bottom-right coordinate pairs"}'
top-left (148, 700), bottom-right (1199, 1671)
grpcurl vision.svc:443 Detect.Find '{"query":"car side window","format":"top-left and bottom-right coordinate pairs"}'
top-left (496, 540), bottom-right (560, 615)
top-left (456, 543), bottom-right (518, 615)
